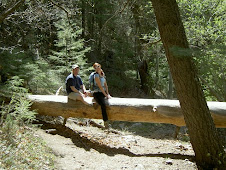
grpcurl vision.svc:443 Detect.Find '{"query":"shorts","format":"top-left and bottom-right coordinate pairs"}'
top-left (68, 92), bottom-right (81, 101)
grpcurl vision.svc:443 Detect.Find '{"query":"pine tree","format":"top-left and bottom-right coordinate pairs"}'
top-left (48, 14), bottom-right (91, 78)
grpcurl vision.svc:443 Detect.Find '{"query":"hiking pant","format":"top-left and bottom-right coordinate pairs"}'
top-left (93, 92), bottom-right (108, 121)
top-left (68, 92), bottom-right (82, 101)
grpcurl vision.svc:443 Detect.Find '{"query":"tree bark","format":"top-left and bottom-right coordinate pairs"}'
top-left (151, 0), bottom-right (226, 169)
top-left (138, 60), bottom-right (149, 94)
top-left (28, 95), bottom-right (226, 128)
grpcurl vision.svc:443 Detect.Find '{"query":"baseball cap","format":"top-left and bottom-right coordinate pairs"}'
top-left (72, 64), bottom-right (79, 69)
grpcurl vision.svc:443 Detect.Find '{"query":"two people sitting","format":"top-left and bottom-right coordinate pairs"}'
top-left (65, 63), bottom-right (112, 128)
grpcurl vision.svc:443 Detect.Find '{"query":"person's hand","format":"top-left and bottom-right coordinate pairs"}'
top-left (80, 92), bottom-right (86, 98)
top-left (83, 91), bottom-right (88, 97)
top-left (106, 94), bottom-right (112, 99)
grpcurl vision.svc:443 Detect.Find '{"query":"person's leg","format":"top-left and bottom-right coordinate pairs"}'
top-left (92, 98), bottom-right (99, 109)
top-left (93, 92), bottom-right (108, 121)
top-left (68, 92), bottom-right (89, 105)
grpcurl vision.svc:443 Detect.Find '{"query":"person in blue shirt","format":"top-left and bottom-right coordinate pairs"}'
top-left (92, 62), bottom-right (112, 128)
top-left (66, 64), bottom-right (89, 105)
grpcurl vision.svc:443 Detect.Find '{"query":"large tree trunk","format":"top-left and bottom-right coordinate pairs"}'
top-left (151, 0), bottom-right (226, 169)
top-left (28, 95), bottom-right (226, 128)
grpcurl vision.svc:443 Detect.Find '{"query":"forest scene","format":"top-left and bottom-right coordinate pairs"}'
top-left (0, 0), bottom-right (225, 169)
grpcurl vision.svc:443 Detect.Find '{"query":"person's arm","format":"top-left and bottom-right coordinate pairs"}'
top-left (70, 86), bottom-right (83, 95)
top-left (80, 84), bottom-right (88, 96)
top-left (95, 76), bottom-right (108, 97)
top-left (78, 76), bottom-right (88, 96)
top-left (104, 81), bottom-right (112, 98)
top-left (104, 81), bottom-right (109, 95)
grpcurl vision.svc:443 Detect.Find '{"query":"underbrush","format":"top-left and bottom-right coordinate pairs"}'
top-left (0, 92), bottom-right (55, 169)
top-left (0, 127), bottom-right (55, 169)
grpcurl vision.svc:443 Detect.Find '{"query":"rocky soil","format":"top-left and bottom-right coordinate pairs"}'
top-left (34, 117), bottom-right (200, 170)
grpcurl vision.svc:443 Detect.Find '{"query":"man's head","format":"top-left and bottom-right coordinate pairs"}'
top-left (72, 64), bottom-right (79, 76)
top-left (72, 64), bottom-right (79, 69)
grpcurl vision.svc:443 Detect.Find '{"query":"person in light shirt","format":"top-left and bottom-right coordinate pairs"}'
top-left (92, 62), bottom-right (112, 128)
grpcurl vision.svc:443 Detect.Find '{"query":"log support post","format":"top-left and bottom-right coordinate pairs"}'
top-left (174, 126), bottom-right (181, 139)
top-left (63, 118), bottom-right (68, 126)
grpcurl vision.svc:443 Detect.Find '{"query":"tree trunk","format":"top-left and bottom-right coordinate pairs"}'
top-left (86, 0), bottom-right (96, 61)
top-left (167, 72), bottom-right (173, 99)
top-left (151, 0), bottom-right (226, 169)
top-left (96, 0), bottom-right (104, 58)
top-left (28, 95), bottom-right (226, 128)
top-left (155, 53), bottom-right (159, 85)
top-left (132, 3), bottom-right (149, 95)
top-left (81, 0), bottom-right (86, 38)
top-left (131, 2), bottom-right (142, 59)
top-left (138, 60), bottom-right (149, 94)
top-left (98, 19), bottom-right (102, 57)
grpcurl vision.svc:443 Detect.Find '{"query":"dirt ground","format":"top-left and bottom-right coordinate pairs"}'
top-left (34, 117), bottom-right (199, 170)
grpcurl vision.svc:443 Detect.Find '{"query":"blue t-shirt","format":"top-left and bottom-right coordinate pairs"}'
top-left (65, 73), bottom-right (83, 94)
top-left (93, 74), bottom-right (106, 92)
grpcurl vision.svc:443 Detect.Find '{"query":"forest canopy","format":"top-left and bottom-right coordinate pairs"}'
top-left (0, 0), bottom-right (225, 101)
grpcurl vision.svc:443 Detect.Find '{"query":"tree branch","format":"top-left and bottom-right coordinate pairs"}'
top-left (0, 0), bottom-right (25, 24)
top-left (49, 0), bottom-right (70, 21)
top-left (100, 0), bottom-right (130, 35)
top-left (142, 38), bottom-right (162, 50)
top-left (146, 38), bottom-right (162, 45)
top-left (199, 76), bottom-right (224, 102)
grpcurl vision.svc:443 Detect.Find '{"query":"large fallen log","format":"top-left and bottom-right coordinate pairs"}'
top-left (28, 95), bottom-right (226, 127)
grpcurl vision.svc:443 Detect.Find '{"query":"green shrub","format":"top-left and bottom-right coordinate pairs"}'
top-left (0, 77), bottom-right (55, 169)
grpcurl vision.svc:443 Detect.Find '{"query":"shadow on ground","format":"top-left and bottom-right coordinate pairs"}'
top-left (35, 120), bottom-right (195, 162)
top-left (110, 121), bottom-right (226, 146)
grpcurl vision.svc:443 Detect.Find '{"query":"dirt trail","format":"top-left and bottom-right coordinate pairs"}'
top-left (35, 118), bottom-right (197, 170)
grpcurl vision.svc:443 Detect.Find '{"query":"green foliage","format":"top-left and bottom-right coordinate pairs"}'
top-left (1, 0), bottom-right (226, 168)
top-left (179, 0), bottom-right (225, 46)
top-left (3, 76), bottom-right (28, 94)
top-left (1, 95), bottom-right (36, 125)
top-left (21, 59), bottom-right (63, 94)
top-left (0, 79), bottom-right (55, 169)
top-left (0, 127), bottom-right (55, 169)
top-left (0, 51), bottom-right (62, 94)
top-left (193, 45), bottom-right (226, 101)
top-left (48, 14), bottom-right (91, 80)
top-left (0, 0), bottom-right (225, 99)
top-left (179, 0), bottom-right (226, 101)
top-left (0, 78), bottom-right (36, 135)
top-left (147, 42), bottom-right (172, 98)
